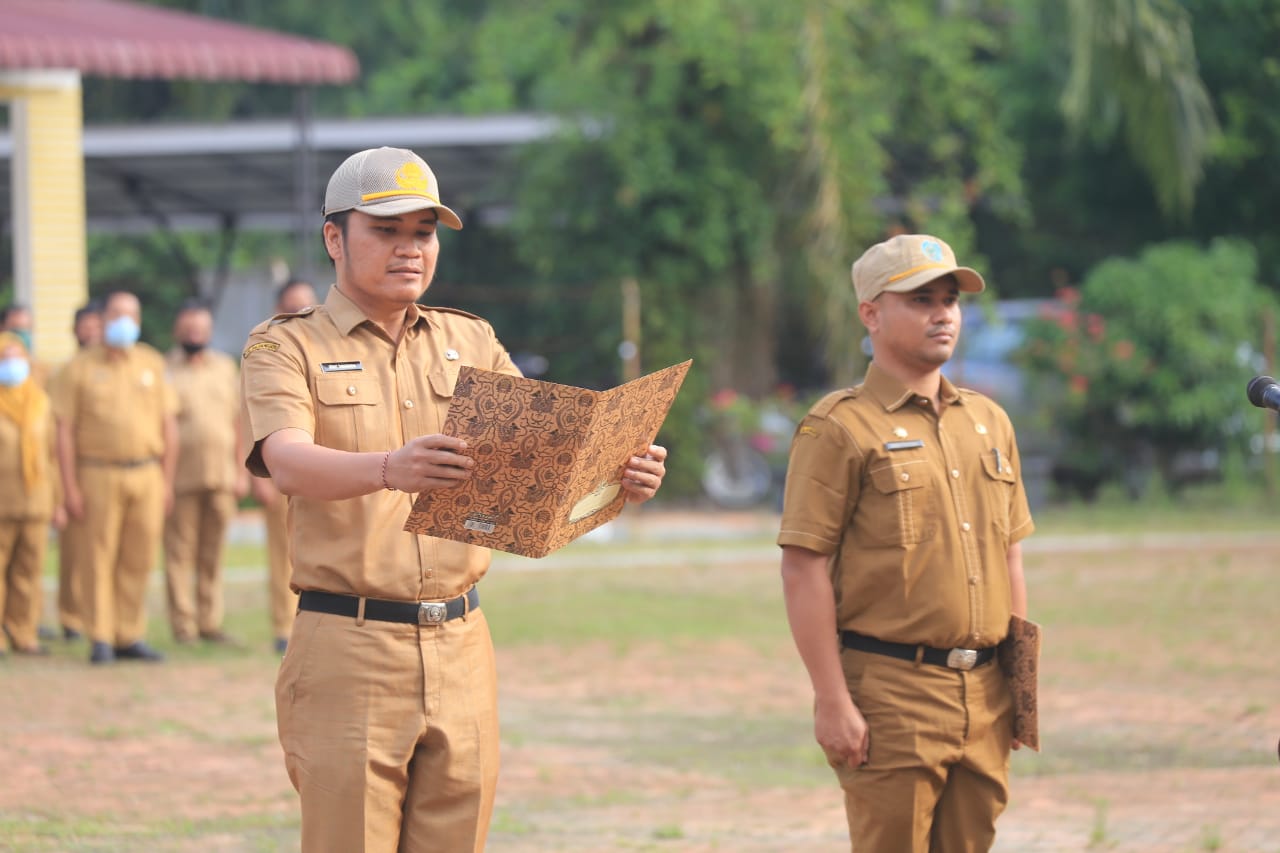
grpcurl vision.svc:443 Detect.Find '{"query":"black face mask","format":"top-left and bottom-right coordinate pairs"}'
top-left (180, 341), bottom-right (208, 356)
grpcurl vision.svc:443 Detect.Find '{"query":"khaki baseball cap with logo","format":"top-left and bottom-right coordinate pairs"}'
top-left (323, 147), bottom-right (463, 230)
top-left (851, 234), bottom-right (985, 303)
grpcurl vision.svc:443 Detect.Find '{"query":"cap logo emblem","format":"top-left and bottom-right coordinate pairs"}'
top-left (395, 162), bottom-right (430, 192)
top-left (921, 240), bottom-right (944, 262)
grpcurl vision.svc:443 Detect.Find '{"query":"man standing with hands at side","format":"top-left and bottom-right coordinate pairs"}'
top-left (778, 234), bottom-right (1033, 853)
top-left (240, 147), bottom-right (668, 852)
top-left (54, 290), bottom-right (177, 665)
top-left (163, 299), bottom-right (246, 644)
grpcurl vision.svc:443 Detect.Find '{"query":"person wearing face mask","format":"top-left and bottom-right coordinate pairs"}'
top-left (52, 290), bottom-right (178, 665)
top-left (162, 299), bottom-right (247, 645)
top-left (0, 332), bottom-right (63, 656)
top-left (50, 301), bottom-right (104, 642)
top-left (0, 304), bottom-right (50, 388)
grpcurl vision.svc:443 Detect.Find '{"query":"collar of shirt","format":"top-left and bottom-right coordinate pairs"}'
top-left (325, 285), bottom-right (434, 338)
top-left (862, 361), bottom-right (963, 412)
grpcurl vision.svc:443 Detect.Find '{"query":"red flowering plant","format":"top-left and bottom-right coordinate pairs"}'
top-left (698, 385), bottom-right (812, 507)
top-left (1017, 240), bottom-right (1274, 497)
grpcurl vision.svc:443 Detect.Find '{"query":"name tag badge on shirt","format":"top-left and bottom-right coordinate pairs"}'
top-left (885, 439), bottom-right (925, 451)
top-left (320, 361), bottom-right (363, 373)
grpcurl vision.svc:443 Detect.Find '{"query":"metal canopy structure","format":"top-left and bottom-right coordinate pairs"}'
top-left (0, 113), bottom-right (558, 235)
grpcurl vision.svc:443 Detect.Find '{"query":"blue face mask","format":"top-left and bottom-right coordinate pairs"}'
top-left (0, 357), bottom-right (30, 387)
top-left (12, 329), bottom-right (32, 352)
top-left (103, 316), bottom-right (141, 349)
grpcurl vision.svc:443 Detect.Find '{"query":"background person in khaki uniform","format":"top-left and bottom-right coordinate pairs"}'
top-left (251, 279), bottom-right (318, 654)
top-left (241, 147), bottom-right (668, 852)
top-left (779, 234), bottom-right (1034, 853)
top-left (0, 332), bottom-right (62, 656)
top-left (53, 301), bottom-right (104, 642)
top-left (54, 291), bottom-right (178, 665)
top-left (163, 299), bottom-right (246, 644)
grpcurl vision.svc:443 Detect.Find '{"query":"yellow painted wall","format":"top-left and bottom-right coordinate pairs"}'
top-left (1, 71), bottom-right (88, 368)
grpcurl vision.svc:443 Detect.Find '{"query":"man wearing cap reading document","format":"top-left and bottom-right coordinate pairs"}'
top-left (778, 234), bottom-right (1034, 852)
top-left (239, 147), bottom-right (669, 852)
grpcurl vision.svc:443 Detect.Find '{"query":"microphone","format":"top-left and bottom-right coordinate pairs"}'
top-left (1247, 375), bottom-right (1280, 412)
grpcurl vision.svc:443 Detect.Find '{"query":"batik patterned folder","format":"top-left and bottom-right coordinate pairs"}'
top-left (998, 614), bottom-right (1042, 751)
top-left (404, 360), bottom-right (691, 558)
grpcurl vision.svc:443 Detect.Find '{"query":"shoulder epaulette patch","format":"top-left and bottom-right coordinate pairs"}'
top-left (422, 306), bottom-right (483, 321)
top-left (269, 306), bottom-right (316, 326)
top-left (809, 387), bottom-right (861, 418)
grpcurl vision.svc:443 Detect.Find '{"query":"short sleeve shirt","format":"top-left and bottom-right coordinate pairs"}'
top-left (51, 343), bottom-right (177, 462)
top-left (777, 363), bottom-right (1034, 649)
top-left (239, 285), bottom-right (520, 601)
top-left (166, 349), bottom-right (240, 494)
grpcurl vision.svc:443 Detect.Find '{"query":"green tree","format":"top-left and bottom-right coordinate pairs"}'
top-left (1019, 240), bottom-right (1272, 497)
top-left (1062, 0), bottom-right (1220, 219)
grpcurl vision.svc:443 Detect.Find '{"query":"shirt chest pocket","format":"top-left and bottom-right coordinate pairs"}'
top-left (315, 375), bottom-right (381, 451)
top-left (865, 458), bottom-right (936, 547)
top-left (979, 449), bottom-right (1017, 533)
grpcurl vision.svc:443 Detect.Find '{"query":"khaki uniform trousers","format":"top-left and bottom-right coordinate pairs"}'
top-left (80, 463), bottom-right (164, 647)
top-left (262, 497), bottom-right (296, 640)
top-left (164, 489), bottom-right (235, 639)
top-left (277, 605), bottom-right (500, 853)
top-left (0, 519), bottom-right (48, 650)
top-left (57, 515), bottom-right (90, 634)
top-left (835, 648), bottom-right (1014, 853)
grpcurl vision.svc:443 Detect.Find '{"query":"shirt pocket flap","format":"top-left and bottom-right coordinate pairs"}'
top-left (869, 460), bottom-right (926, 494)
top-left (981, 451), bottom-right (1017, 483)
top-left (428, 366), bottom-right (460, 399)
top-left (316, 374), bottom-right (378, 406)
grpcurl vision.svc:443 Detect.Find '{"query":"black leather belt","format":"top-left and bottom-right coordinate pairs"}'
top-left (841, 630), bottom-right (995, 671)
top-left (299, 587), bottom-right (479, 625)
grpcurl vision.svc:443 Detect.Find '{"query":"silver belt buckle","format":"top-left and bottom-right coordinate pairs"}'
top-left (946, 648), bottom-right (979, 670)
top-left (418, 601), bottom-right (447, 625)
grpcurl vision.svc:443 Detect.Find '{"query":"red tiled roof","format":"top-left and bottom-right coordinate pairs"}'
top-left (0, 0), bottom-right (359, 84)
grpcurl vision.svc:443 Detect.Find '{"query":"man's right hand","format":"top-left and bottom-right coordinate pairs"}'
top-left (384, 434), bottom-right (474, 493)
top-left (815, 691), bottom-right (870, 769)
top-left (64, 487), bottom-right (85, 522)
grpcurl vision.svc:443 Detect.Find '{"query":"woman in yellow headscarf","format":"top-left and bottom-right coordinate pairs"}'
top-left (0, 330), bottom-right (61, 655)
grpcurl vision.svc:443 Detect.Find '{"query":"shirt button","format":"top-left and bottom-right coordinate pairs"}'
top-left (900, 472), bottom-right (910, 482)
top-left (346, 385), bottom-right (357, 396)
top-left (969, 576), bottom-right (978, 585)
top-left (403, 399), bottom-right (414, 409)
top-left (951, 469), bottom-right (960, 478)
top-left (961, 521), bottom-right (971, 531)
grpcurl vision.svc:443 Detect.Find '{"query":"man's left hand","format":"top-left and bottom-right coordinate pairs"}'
top-left (622, 444), bottom-right (667, 503)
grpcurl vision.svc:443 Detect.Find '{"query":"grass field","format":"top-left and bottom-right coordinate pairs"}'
top-left (4, 505), bottom-right (1280, 851)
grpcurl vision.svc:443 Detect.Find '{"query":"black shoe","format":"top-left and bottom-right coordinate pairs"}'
top-left (273, 637), bottom-right (288, 655)
top-left (63, 627), bottom-right (83, 642)
top-left (113, 641), bottom-right (165, 662)
top-left (89, 642), bottom-right (115, 664)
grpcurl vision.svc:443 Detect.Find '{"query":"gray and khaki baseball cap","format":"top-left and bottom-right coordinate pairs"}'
top-left (323, 147), bottom-right (463, 230)
top-left (851, 234), bottom-right (985, 303)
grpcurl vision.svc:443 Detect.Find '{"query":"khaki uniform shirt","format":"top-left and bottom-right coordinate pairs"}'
top-left (778, 363), bottom-right (1034, 650)
top-left (240, 285), bottom-right (519, 601)
top-left (0, 388), bottom-right (56, 520)
top-left (166, 348), bottom-right (240, 494)
top-left (51, 343), bottom-right (177, 462)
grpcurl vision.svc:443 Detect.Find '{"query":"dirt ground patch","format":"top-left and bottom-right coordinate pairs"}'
top-left (3, 531), bottom-right (1280, 851)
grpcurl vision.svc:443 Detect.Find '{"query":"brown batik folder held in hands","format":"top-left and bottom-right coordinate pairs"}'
top-left (998, 614), bottom-right (1042, 751)
top-left (403, 360), bottom-right (691, 558)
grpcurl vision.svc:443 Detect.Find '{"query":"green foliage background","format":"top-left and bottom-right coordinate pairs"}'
top-left (4, 0), bottom-right (1280, 499)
